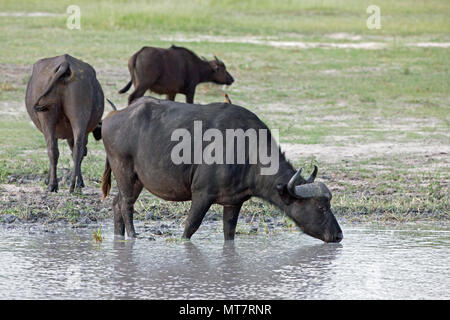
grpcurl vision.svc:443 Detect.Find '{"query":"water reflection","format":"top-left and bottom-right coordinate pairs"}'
top-left (103, 236), bottom-right (342, 299)
top-left (0, 223), bottom-right (448, 299)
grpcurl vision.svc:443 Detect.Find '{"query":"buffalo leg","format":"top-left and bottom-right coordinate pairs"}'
top-left (185, 87), bottom-right (196, 104)
top-left (223, 203), bottom-right (243, 241)
top-left (43, 127), bottom-right (59, 192)
top-left (112, 161), bottom-right (143, 237)
top-left (114, 181), bottom-right (153, 237)
top-left (166, 93), bottom-right (176, 101)
top-left (67, 137), bottom-right (85, 188)
top-left (69, 128), bottom-right (87, 193)
top-left (120, 180), bottom-right (143, 238)
top-left (113, 193), bottom-right (125, 236)
top-left (67, 137), bottom-right (74, 154)
top-left (127, 86), bottom-right (147, 105)
top-left (182, 195), bottom-right (213, 239)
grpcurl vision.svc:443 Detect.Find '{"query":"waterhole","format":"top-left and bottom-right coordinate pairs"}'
top-left (0, 222), bottom-right (448, 299)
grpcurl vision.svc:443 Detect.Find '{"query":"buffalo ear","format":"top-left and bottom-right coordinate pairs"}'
top-left (209, 60), bottom-right (219, 71)
top-left (276, 184), bottom-right (293, 205)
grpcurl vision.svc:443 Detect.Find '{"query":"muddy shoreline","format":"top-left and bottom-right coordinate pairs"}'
top-left (1, 169), bottom-right (448, 239)
top-left (0, 170), bottom-right (298, 238)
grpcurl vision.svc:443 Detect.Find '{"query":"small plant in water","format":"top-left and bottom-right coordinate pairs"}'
top-left (283, 216), bottom-right (297, 231)
top-left (92, 227), bottom-right (104, 243)
top-left (260, 218), bottom-right (270, 235)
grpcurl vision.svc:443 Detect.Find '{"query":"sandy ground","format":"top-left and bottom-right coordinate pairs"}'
top-left (281, 141), bottom-right (450, 164)
top-left (0, 12), bottom-right (64, 17)
top-left (159, 34), bottom-right (450, 50)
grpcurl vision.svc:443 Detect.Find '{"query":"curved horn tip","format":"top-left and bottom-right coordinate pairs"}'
top-left (287, 168), bottom-right (303, 197)
top-left (306, 165), bottom-right (318, 183)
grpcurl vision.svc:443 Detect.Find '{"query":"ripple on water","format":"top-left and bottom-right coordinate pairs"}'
top-left (0, 222), bottom-right (448, 299)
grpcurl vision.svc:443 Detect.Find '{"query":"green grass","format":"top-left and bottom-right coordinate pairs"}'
top-left (0, 0), bottom-right (449, 222)
top-left (1, 0), bottom-right (449, 36)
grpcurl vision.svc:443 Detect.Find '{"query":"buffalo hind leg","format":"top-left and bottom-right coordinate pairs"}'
top-left (113, 161), bottom-right (143, 238)
top-left (121, 179), bottom-right (143, 238)
top-left (67, 137), bottom-right (86, 189)
top-left (127, 86), bottom-right (147, 105)
top-left (166, 93), bottom-right (176, 101)
top-left (112, 187), bottom-right (143, 237)
top-left (223, 203), bottom-right (243, 241)
top-left (182, 194), bottom-right (213, 239)
top-left (185, 87), bottom-right (196, 104)
top-left (113, 193), bottom-right (124, 236)
top-left (43, 126), bottom-right (59, 192)
top-left (69, 128), bottom-right (87, 193)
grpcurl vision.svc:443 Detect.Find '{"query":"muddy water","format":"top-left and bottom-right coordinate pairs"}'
top-left (0, 222), bottom-right (448, 299)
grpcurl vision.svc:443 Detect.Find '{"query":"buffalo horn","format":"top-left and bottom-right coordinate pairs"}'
top-left (214, 55), bottom-right (224, 64)
top-left (305, 165), bottom-right (318, 183)
top-left (287, 168), bottom-right (303, 197)
top-left (294, 182), bottom-right (331, 200)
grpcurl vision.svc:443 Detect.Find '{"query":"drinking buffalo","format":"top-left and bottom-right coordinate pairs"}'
top-left (101, 97), bottom-right (343, 243)
top-left (25, 54), bottom-right (104, 192)
top-left (118, 45), bottom-right (234, 104)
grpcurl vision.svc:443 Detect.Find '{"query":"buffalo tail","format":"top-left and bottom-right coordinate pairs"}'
top-left (101, 157), bottom-right (112, 200)
top-left (106, 98), bottom-right (117, 110)
top-left (34, 61), bottom-right (71, 111)
top-left (92, 123), bottom-right (102, 141)
top-left (118, 80), bottom-right (132, 94)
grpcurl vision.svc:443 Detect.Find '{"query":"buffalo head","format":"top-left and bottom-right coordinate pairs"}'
top-left (209, 56), bottom-right (234, 85)
top-left (276, 166), bottom-right (343, 243)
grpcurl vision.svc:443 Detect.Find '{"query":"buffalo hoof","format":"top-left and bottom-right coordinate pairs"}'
top-left (47, 184), bottom-right (58, 192)
top-left (69, 186), bottom-right (82, 194)
top-left (127, 232), bottom-right (139, 239)
top-left (69, 180), bottom-right (85, 193)
top-left (114, 225), bottom-right (125, 236)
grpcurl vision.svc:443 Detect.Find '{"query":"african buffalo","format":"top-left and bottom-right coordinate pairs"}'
top-left (101, 97), bottom-right (343, 243)
top-left (118, 45), bottom-right (234, 104)
top-left (25, 54), bottom-right (104, 193)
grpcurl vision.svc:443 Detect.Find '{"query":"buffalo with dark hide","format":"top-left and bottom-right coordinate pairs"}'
top-left (101, 97), bottom-right (343, 243)
top-left (118, 45), bottom-right (234, 104)
top-left (25, 54), bottom-right (104, 192)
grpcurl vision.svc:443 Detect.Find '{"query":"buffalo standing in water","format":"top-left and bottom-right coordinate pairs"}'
top-left (25, 54), bottom-right (104, 192)
top-left (101, 97), bottom-right (343, 243)
top-left (118, 45), bottom-right (234, 104)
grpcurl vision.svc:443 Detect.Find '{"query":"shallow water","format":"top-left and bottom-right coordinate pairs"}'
top-left (0, 222), bottom-right (448, 299)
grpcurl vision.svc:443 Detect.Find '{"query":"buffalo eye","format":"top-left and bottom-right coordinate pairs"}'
top-left (276, 183), bottom-right (285, 195)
